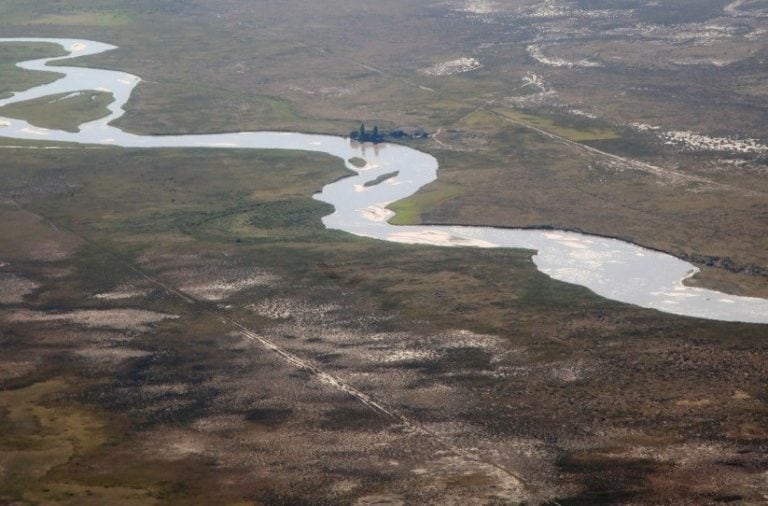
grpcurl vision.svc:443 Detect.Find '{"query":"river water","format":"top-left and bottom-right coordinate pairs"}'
top-left (0, 37), bottom-right (766, 324)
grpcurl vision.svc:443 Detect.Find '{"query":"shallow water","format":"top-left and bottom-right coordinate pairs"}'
top-left (0, 37), bottom-right (766, 323)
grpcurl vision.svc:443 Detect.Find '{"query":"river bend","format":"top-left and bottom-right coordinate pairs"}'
top-left (0, 38), bottom-right (766, 324)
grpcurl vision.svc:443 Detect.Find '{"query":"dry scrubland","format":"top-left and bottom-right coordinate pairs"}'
top-left (0, 0), bottom-right (768, 504)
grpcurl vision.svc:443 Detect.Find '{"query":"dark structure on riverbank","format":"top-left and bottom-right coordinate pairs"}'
top-left (350, 123), bottom-right (384, 143)
top-left (350, 123), bottom-right (428, 143)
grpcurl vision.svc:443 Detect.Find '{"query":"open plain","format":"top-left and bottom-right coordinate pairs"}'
top-left (1, 1), bottom-right (767, 504)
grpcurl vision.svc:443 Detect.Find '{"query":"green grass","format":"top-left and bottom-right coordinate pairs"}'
top-left (491, 108), bottom-right (621, 142)
top-left (348, 156), bottom-right (367, 168)
top-left (0, 1), bottom-right (134, 26)
top-left (387, 184), bottom-right (463, 225)
top-left (111, 81), bottom-right (326, 135)
top-left (0, 43), bottom-right (66, 98)
top-left (27, 12), bottom-right (130, 27)
top-left (0, 90), bottom-right (114, 132)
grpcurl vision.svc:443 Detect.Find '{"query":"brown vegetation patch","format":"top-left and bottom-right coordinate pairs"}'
top-left (74, 346), bottom-right (152, 365)
top-left (5, 308), bottom-right (178, 332)
top-left (0, 205), bottom-right (81, 261)
top-left (0, 202), bottom-right (82, 261)
top-left (141, 253), bottom-right (279, 301)
top-left (0, 361), bottom-right (37, 381)
top-left (0, 273), bottom-right (38, 304)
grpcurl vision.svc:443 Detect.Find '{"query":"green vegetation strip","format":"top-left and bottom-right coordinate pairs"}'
top-left (0, 90), bottom-right (114, 133)
top-left (492, 108), bottom-right (621, 142)
top-left (387, 185), bottom-right (463, 225)
top-left (0, 42), bottom-right (66, 97)
top-left (364, 170), bottom-right (399, 187)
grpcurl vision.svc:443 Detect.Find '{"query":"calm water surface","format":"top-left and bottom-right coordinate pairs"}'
top-left (1, 38), bottom-right (766, 323)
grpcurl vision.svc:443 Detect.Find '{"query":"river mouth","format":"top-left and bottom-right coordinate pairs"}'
top-left (0, 37), bottom-right (767, 324)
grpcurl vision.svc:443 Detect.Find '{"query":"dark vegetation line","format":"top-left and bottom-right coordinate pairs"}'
top-left (364, 170), bottom-right (399, 187)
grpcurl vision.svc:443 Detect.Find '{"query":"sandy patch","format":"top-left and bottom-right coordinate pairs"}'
top-left (421, 57), bottom-right (482, 76)
top-left (75, 346), bottom-right (151, 363)
top-left (93, 285), bottom-right (151, 300)
top-left (192, 415), bottom-right (247, 433)
top-left (610, 440), bottom-right (735, 466)
top-left (661, 130), bottom-right (768, 154)
top-left (0, 273), bottom-right (39, 304)
top-left (732, 389), bottom-right (751, 400)
top-left (675, 398), bottom-right (713, 408)
top-left (527, 44), bottom-right (602, 68)
top-left (360, 205), bottom-right (395, 222)
top-left (543, 232), bottom-right (590, 244)
top-left (92, 290), bottom-right (149, 300)
top-left (437, 329), bottom-right (503, 350)
top-left (569, 109), bottom-right (597, 119)
top-left (354, 495), bottom-right (404, 506)
top-left (507, 72), bottom-right (561, 107)
top-left (550, 360), bottom-right (591, 382)
top-left (181, 273), bottom-right (277, 301)
top-left (629, 122), bottom-right (661, 132)
top-left (378, 350), bottom-right (436, 363)
top-left (669, 57), bottom-right (735, 67)
top-left (506, 90), bottom-right (559, 107)
top-left (628, 122), bottom-right (768, 154)
top-left (331, 480), bottom-right (361, 495)
top-left (409, 454), bottom-right (527, 504)
top-left (251, 297), bottom-right (341, 322)
top-left (387, 230), bottom-right (496, 248)
top-left (142, 253), bottom-right (279, 301)
top-left (5, 308), bottom-right (177, 332)
top-left (144, 430), bottom-right (210, 460)
top-left (21, 126), bottom-right (50, 136)
top-left (522, 71), bottom-right (545, 90)
top-left (48, 91), bottom-right (84, 103)
top-left (457, 0), bottom-right (499, 14)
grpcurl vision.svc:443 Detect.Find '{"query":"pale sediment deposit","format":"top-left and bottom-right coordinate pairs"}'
top-left (5, 308), bottom-right (178, 332)
top-left (421, 57), bottom-right (483, 76)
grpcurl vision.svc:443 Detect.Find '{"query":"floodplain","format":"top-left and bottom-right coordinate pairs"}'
top-left (1, 1), bottom-right (767, 504)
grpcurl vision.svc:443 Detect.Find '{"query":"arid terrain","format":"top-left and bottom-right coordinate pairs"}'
top-left (1, 1), bottom-right (767, 504)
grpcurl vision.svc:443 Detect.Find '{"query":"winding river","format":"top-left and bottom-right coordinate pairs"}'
top-left (1, 38), bottom-right (767, 324)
